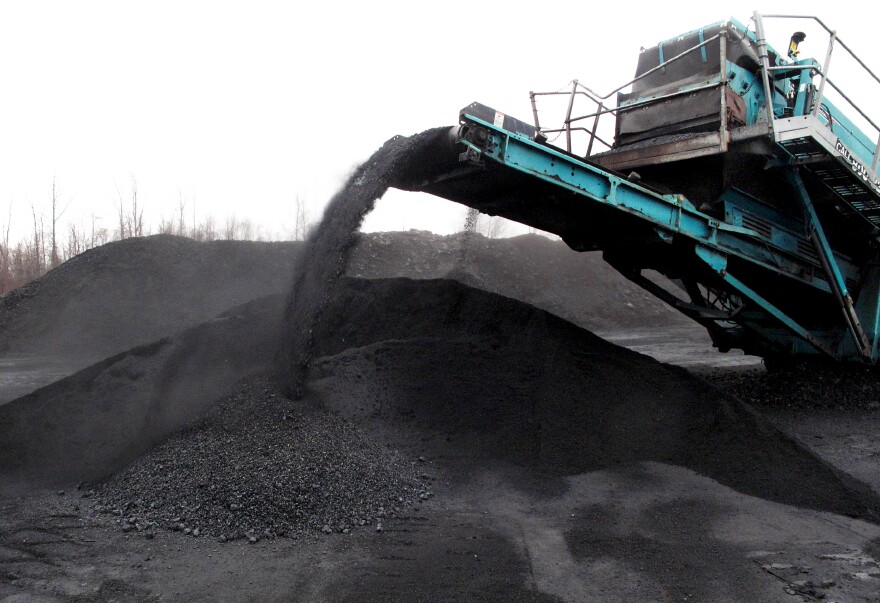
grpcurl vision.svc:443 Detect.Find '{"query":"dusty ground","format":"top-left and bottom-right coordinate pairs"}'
top-left (2, 412), bottom-right (879, 602)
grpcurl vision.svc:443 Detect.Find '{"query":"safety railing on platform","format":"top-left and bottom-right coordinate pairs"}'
top-left (530, 12), bottom-right (879, 174)
top-left (755, 12), bottom-right (880, 172)
top-left (529, 28), bottom-right (731, 158)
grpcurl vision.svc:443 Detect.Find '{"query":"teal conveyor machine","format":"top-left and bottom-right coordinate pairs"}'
top-left (407, 12), bottom-right (880, 363)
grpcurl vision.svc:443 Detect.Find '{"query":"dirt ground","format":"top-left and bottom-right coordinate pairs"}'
top-left (2, 401), bottom-right (879, 602)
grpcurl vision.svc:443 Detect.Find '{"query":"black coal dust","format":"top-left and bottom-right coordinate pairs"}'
top-left (279, 127), bottom-right (457, 396)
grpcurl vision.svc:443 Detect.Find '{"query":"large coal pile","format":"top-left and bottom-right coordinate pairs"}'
top-left (0, 235), bottom-right (300, 361)
top-left (308, 277), bottom-right (880, 522)
top-left (348, 231), bottom-right (688, 332)
top-left (0, 232), bottom-right (683, 363)
top-left (4, 116), bottom-right (878, 557)
top-left (93, 374), bottom-right (430, 541)
top-left (275, 122), bottom-right (880, 523)
top-left (0, 230), bottom-right (684, 369)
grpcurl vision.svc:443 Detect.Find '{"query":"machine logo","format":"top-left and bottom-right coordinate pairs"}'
top-left (835, 138), bottom-right (880, 193)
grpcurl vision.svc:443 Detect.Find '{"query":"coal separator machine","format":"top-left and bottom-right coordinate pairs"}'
top-left (405, 12), bottom-right (880, 364)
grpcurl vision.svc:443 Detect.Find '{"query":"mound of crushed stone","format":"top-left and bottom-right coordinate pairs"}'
top-left (92, 374), bottom-right (430, 541)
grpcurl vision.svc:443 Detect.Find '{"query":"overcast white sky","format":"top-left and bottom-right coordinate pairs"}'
top-left (1, 1), bottom-right (876, 242)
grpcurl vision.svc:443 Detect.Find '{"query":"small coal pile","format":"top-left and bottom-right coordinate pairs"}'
top-left (705, 361), bottom-right (880, 411)
top-left (0, 295), bottom-right (285, 485)
top-left (93, 374), bottom-right (430, 541)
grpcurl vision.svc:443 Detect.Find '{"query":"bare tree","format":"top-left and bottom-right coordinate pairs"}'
top-left (293, 193), bottom-right (309, 241)
top-left (115, 187), bottom-right (127, 238)
top-left (50, 179), bottom-right (59, 268)
top-left (66, 222), bottom-right (83, 259)
top-left (114, 174), bottom-right (144, 239)
top-left (0, 200), bottom-right (11, 293)
top-left (90, 213), bottom-right (108, 248)
top-left (157, 215), bottom-right (176, 235)
top-left (238, 218), bottom-right (254, 241)
top-left (177, 189), bottom-right (187, 236)
top-left (129, 174), bottom-right (144, 237)
top-left (479, 214), bottom-right (508, 239)
top-left (48, 176), bottom-right (72, 268)
top-left (30, 203), bottom-right (45, 279)
top-left (201, 215), bottom-right (216, 241)
top-left (3, 200), bottom-right (9, 252)
top-left (115, 180), bottom-right (127, 239)
top-left (224, 214), bottom-right (239, 240)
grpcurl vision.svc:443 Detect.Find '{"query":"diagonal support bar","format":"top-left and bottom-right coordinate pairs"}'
top-left (694, 245), bottom-right (837, 358)
top-left (786, 168), bottom-right (873, 360)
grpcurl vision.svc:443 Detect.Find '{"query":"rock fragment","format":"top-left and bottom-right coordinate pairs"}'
top-left (93, 375), bottom-right (429, 541)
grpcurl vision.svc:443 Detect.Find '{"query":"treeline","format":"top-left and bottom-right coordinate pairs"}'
top-left (0, 211), bottom-right (281, 295)
top-left (0, 181), bottom-right (311, 296)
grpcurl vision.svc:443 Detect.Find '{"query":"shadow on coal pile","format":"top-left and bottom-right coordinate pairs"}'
top-left (310, 277), bottom-right (880, 523)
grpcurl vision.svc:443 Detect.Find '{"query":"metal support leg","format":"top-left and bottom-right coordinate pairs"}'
top-left (786, 168), bottom-right (873, 360)
top-left (603, 258), bottom-right (730, 321)
top-left (719, 32), bottom-right (729, 153)
top-left (753, 12), bottom-right (777, 139)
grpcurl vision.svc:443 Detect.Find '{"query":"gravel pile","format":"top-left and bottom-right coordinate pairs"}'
top-left (92, 374), bottom-right (431, 541)
top-left (704, 362), bottom-right (880, 411)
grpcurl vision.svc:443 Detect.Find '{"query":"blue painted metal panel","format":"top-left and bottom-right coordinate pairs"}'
top-left (463, 112), bottom-right (855, 295)
top-left (441, 16), bottom-right (880, 362)
top-left (453, 109), bottom-right (877, 361)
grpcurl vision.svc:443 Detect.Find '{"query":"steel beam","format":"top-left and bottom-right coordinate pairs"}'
top-left (459, 112), bottom-right (858, 294)
top-left (786, 168), bottom-right (872, 360)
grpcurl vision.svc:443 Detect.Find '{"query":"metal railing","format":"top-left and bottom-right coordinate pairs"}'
top-left (531, 13), bottom-right (879, 173)
top-left (529, 29), bottom-right (731, 157)
top-left (756, 12), bottom-right (880, 171)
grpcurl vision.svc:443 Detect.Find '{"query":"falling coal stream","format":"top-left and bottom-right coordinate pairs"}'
top-left (279, 127), bottom-right (458, 396)
top-left (454, 207), bottom-right (481, 273)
